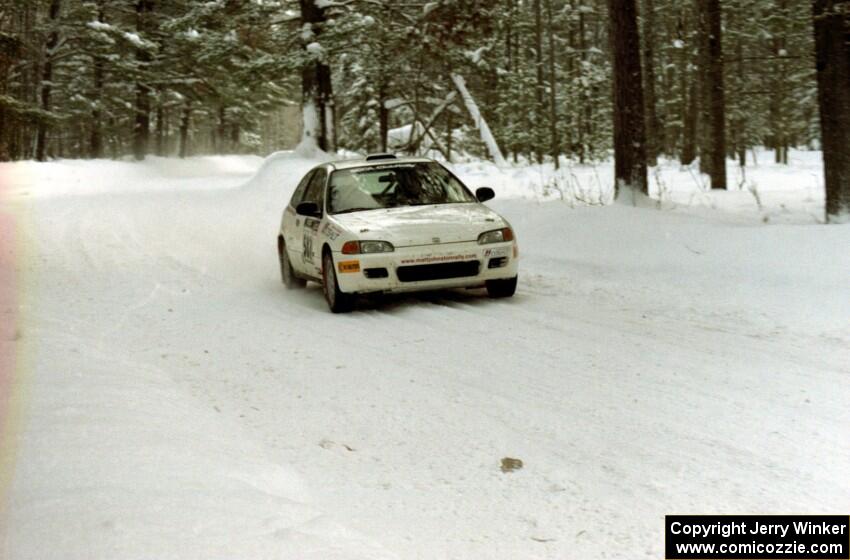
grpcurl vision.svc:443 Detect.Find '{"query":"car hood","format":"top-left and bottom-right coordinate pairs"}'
top-left (331, 203), bottom-right (506, 247)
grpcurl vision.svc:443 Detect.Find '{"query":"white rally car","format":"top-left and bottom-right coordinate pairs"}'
top-left (277, 154), bottom-right (518, 312)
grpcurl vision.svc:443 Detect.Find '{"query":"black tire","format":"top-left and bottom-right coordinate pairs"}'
top-left (322, 251), bottom-right (354, 313)
top-left (486, 275), bottom-right (518, 298)
top-left (279, 238), bottom-right (306, 289)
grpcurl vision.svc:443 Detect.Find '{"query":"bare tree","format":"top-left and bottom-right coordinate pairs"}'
top-left (813, 0), bottom-right (850, 222)
top-left (608, 0), bottom-right (648, 197)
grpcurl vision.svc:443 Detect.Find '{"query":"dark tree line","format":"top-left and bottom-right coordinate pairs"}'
top-left (607, 0), bottom-right (848, 220)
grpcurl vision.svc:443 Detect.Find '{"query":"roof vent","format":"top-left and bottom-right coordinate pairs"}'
top-left (365, 153), bottom-right (397, 161)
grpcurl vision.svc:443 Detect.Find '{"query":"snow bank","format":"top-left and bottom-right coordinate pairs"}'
top-left (242, 150), bottom-right (320, 191)
top-left (450, 148), bottom-right (828, 224)
top-left (0, 155), bottom-right (264, 199)
top-left (4, 148), bottom-right (823, 225)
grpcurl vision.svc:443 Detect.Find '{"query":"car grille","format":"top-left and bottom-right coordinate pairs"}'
top-left (396, 260), bottom-right (480, 283)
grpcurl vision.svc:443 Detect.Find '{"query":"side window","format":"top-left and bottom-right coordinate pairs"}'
top-left (303, 168), bottom-right (327, 212)
top-left (289, 170), bottom-right (314, 207)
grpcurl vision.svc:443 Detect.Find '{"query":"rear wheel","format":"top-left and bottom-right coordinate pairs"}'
top-left (279, 238), bottom-right (306, 289)
top-left (486, 275), bottom-right (517, 298)
top-left (322, 251), bottom-right (354, 313)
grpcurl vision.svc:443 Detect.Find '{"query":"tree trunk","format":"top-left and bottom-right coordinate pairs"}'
top-left (545, 0), bottom-right (559, 169)
top-left (813, 0), bottom-right (850, 221)
top-left (451, 73), bottom-right (507, 167)
top-left (705, 0), bottom-right (726, 188)
top-left (446, 108), bottom-right (453, 163)
top-left (178, 101), bottom-right (191, 159)
top-left (641, 0), bottom-right (660, 165)
top-left (729, 5), bottom-right (745, 168)
top-left (133, 0), bottom-right (154, 161)
top-left (696, 0), bottom-right (712, 175)
top-left (299, 0), bottom-right (334, 153)
top-left (378, 82), bottom-right (389, 152)
top-left (578, 7), bottom-right (590, 163)
top-left (682, 70), bottom-right (698, 165)
top-left (216, 106), bottom-right (226, 153)
top-left (155, 92), bottom-right (165, 156)
top-left (35, 0), bottom-right (61, 162)
top-left (770, 0), bottom-right (789, 165)
top-left (230, 121), bottom-right (239, 152)
top-left (90, 3), bottom-right (105, 159)
top-left (0, 13), bottom-right (23, 160)
top-left (608, 0), bottom-right (648, 197)
top-left (533, 0), bottom-right (545, 164)
top-left (696, 0), bottom-right (726, 188)
top-left (505, 0), bottom-right (514, 71)
top-left (661, 10), bottom-right (676, 155)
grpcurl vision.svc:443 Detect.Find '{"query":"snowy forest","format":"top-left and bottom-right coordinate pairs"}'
top-left (3, 3), bottom-right (850, 558)
top-left (1, 0), bottom-right (848, 220)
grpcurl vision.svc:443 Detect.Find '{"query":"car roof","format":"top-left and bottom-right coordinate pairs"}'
top-left (326, 155), bottom-right (435, 171)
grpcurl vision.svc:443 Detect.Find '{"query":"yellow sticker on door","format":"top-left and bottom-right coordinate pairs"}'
top-left (338, 260), bottom-right (360, 273)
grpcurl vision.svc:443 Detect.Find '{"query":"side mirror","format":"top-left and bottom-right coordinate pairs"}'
top-left (296, 201), bottom-right (320, 217)
top-left (476, 187), bottom-right (495, 202)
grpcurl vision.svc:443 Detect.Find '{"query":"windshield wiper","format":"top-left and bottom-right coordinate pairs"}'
top-left (333, 207), bottom-right (380, 214)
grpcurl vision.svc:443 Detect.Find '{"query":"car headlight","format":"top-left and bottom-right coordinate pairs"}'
top-left (342, 240), bottom-right (395, 254)
top-left (478, 227), bottom-right (514, 245)
top-left (360, 240), bottom-right (394, 253)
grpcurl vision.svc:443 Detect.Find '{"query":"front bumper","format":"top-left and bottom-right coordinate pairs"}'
top-left (332, 240), bottom-right (518, 294)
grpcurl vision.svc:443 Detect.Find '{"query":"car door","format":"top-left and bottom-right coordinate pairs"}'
top-left (282, 169), bottom-right (315, 269)
top-left (298, 167), bottom-right (327, 278)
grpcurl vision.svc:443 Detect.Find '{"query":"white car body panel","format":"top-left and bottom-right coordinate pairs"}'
top-left (331, 204), bottom-right (503, 247)
top-left (279, 158), bottom-right (518, 295)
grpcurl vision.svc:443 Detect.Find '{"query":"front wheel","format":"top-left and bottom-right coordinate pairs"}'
top-left (279, 238), bottom-right (306, 289)
top-left (486, 275), bottom-right (517, 298)
top-left (322, 251), bottom-right (354, 313)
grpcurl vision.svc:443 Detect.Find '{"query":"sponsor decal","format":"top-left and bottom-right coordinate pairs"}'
top-left (321, 222), bottom-right (342, 240)
top-left (484, 247), bottom-right (511, 258)
top-left (302, 218), bottom-right (321, 263)
top-left (399, 253), bottom-right (477, 265)
top-left (302, 234), bottom-right (314, 263)
top-left (305, 218), bottom-right (320, 232)
top-left (338, 260), bottom-right (360, 273)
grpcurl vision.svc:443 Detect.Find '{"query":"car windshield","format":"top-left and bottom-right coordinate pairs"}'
top-left (327, 162), bottom-right (477, 214)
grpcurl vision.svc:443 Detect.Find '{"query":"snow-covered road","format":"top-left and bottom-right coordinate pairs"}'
top-left (2, 154), bottom-right (848, 559)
